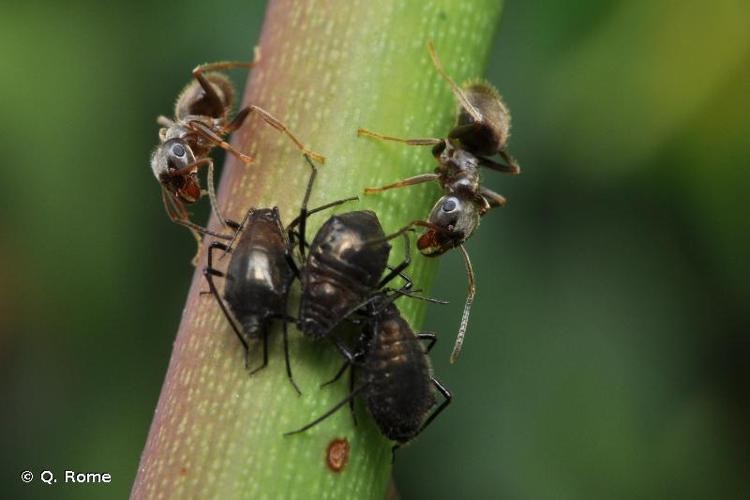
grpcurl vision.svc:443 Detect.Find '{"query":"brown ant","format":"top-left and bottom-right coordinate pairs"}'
top-left (357, 41), bottom-right (521, 363)
top-left (151, 50), bottom-right (325, 261)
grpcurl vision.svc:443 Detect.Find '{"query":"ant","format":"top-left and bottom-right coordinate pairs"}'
top-left (285, 290), bottom-right (451, 460)
top-left (202, 156), bottom-right (352, 394)
top-left (357, 41), bottom-right (521, 363)
top-left (151, 50), bottom-right (325, 262)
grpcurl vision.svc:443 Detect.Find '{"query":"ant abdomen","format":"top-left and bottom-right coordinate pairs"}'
top-left (453, 81), bottom-right (511, 157)
top-left (175, 72), bottom-right (234, 120)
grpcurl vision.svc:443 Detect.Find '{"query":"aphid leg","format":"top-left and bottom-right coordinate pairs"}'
top-left (188, 121), bottom-right (255, 165)
top-left (391, 376), bottom-right (453, 459)
top-left (417, 377), bottom-right (453, 436)
top-left (246, 105), bottom-right (326, 163)
top-left (249, 329), bottom-right (270, 375)
top-left (377, 233), bottom-right (411, 289)
top-left (204, 242), bottom-right (250, 364)
top-left (417, 332), bottom-right (438, 353)
top-left (296, 155), bottom-right (318, 258)
top-left (478, 186), bottom-right (507, 208)
top-left (477, 154), bottom-right (521, 175)
top-left (348, 362), bottom-right (358, 425)
top-left (450, 244), bottom-right (476, 364)
top-left (364, 173), bottom-right (440, 195)
top-left (426, 41), bottom-right (483, 123)
top-left (321, 360), bottom-right (350, 388)
top-left (280, 310), bottom-right (302, 395)
top-left (357, 127), bottom-right (442, 147)
top-left (284, 385), bottom-right (367, 436)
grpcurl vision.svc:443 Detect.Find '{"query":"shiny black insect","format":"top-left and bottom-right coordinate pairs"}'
top-left (285, 292), bottom-right (451, 457)
top-left (151, 51), bottom-right (325, 261)
top-left (203, 157), bottom-right (350, 394)
top-left (294, 209), bottom-right (411, 347)
top-left (357, 41), bottom-right (521, 362)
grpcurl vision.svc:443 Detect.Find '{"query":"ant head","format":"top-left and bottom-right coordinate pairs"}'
top-left (151, 138), bottom-right (201, 203)
top-left (417, 195), bottom-right (480, 256)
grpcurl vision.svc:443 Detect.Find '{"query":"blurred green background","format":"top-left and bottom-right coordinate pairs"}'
top-left (2, 0), bottom-right (749, 498)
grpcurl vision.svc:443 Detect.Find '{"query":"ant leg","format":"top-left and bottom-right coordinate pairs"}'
top-left (188, 121), bottom-right (254, 165)
top-left (246, 105), bottom-right (325, 163)
top-left (426, 41), bottom-right (483, 123)
top-left (450, 244), bottom-right (476, 364)
top-left (478, 186), bottom-right (507, 209)
top-left (295, 155), bottom-right (317, 258)
top-left (203, 242), bottom-right (250, 363)
top-left (498, 149), bottom-right (521, 173)
top-left (284, 384), bottom-right (367, 436)
top-left (249, 329), bottom-right (269, 375)
top-left (202, 157), bottom-right (230, 228)
top-left (417, 332), bottom-right (438, 353)
top-left (357, 127), bottom-right (443, 147)
top-left (191, 52), bottom-right (262, 115)
top-left (157, 115), bottom-right (174, 127)
top-left (364, 173), bottom-right (440, 195)
top-left (220, 209), bottom-right (256, 262)
top-left (377, 233), bottom-right (411, 289)
top-left (477, 154), bottom-right (521, 175)
top-left (161, 189), bottom-right (232, 240)
top-left (280, 308), bottom-right (302, 395)
top-left (162, 189), bottom-right (203, 263)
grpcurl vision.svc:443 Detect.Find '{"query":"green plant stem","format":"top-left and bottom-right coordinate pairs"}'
top-left (132, 1), bottom-right (504, 498)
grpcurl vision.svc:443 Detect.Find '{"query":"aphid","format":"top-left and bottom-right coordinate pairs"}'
top-left (357, 41), bottom-right (520, 362)
top-left (294, 209), bottom-right (412, 346)
top-left (203, 157), bottom-right (349, 394)
top-left (285, 292), bottom-right (452, 458)
top-left (152, 53), bottom-right (325, 261)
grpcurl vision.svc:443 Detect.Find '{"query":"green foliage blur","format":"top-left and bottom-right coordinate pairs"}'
top-left (1, 0), bottom-right (748, 498)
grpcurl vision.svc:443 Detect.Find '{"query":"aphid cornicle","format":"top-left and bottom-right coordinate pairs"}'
top-left (357, 41), bottom-right (521, 363)
top-left (152, 51), bottom-right (325, 262)
top-left (286, 292), bottom-right (452, 458)
top-left (202, 157), bottom-right (351, 394)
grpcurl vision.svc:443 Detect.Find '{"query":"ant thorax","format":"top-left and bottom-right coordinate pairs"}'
top-left (434, 140), bottom-right (481, 195)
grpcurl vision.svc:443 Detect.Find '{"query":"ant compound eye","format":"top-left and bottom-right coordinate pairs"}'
top-left (171, 143), bottom-right (186, 158)
top-left (442, 198), bottom-right (458, 212)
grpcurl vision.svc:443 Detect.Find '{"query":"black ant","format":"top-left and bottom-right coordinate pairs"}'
top-left (151, 51), bottom-right (325, 261)
top-left (285, 290), bottom-right (451, 459)
top-left (202, 156), bottom-right (351, 394)
top-left (357, 41), bottom-right (521, 363)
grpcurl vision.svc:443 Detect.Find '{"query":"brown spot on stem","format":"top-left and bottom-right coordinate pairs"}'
top-left (326, 438), bottom-right (350, 472)
top-left (179, 467), bottom-right (188, 476)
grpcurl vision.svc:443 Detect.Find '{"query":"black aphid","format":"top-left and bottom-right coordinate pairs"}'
top-left (203, 157), bottom-right (352, 394)
top-left (285, 292), bottom-right (451, 458)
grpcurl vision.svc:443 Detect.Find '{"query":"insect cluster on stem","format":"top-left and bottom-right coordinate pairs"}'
top-left (150, 39), bottom-right (519, 458)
